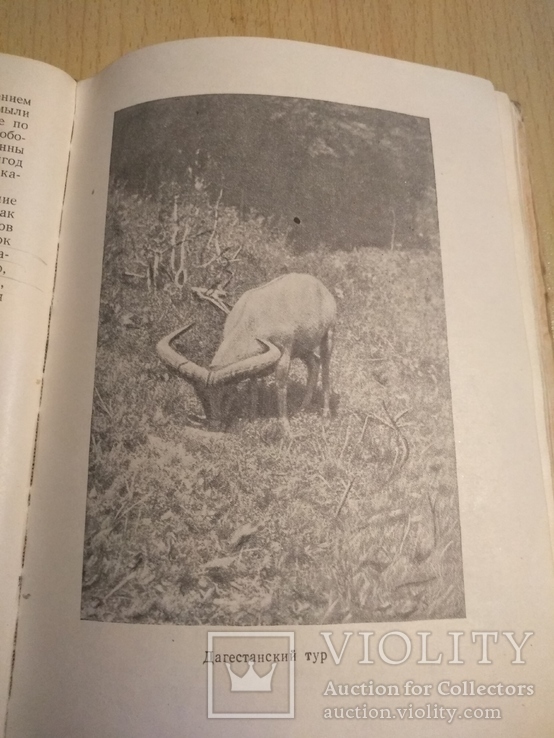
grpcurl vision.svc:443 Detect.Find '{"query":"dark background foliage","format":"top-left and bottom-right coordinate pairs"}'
top-left (110, 95), bottom-right (438, 253)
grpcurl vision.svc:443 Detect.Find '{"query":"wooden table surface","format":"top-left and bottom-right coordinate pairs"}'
top-left (1, 0), bottom-right (553, 328)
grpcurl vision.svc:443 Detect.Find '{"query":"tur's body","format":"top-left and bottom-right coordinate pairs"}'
top-left (157, 273), bottom-right (336, 430)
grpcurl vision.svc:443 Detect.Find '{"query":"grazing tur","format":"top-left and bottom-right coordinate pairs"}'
top-left (157, 273), bottom-right (336, 431)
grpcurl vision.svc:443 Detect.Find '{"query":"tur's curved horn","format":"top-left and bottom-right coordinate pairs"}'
top-left (208, 340), bottom-right (282, 386)
top-left (156, 323), bottom-right (210, 385)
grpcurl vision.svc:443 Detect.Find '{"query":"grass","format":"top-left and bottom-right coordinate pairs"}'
top-left (81, 183), bottom-right (464, 625)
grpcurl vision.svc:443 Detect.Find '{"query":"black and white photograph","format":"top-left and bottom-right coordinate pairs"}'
top-left (81, 93), bottom-right (464, 626)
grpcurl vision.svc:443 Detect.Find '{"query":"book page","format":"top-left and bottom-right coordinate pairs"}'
top-left (0, 55), bottom-right (75, 727)
top-left (7, 39), bottom-right (554, 736)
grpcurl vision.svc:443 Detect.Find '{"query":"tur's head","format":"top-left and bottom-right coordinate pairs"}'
top-left (156, 322), bottom-right (280, 429)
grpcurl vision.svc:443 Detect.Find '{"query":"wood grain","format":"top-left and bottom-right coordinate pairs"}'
top-left (1, 0), bottom-right (554, 327)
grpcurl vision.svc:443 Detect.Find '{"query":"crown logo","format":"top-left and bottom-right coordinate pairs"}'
top-left (225, 660), bottom-right (277, 692)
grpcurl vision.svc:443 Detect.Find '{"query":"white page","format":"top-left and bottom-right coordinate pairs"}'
top-left (7, 39), bottom-right (554, 737)
top-left (0, 55), bottom-right (75, 726)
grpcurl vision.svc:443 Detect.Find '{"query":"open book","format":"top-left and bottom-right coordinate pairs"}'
top-left (1, 37), bottom-right (553, 736)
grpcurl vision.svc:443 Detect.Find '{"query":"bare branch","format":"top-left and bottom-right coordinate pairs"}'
top-left (94, 388), bottom-right (113, 418)
top-left (334, 477), bottom-right (355, 518)
top-left (205, 188), bottom-right (223, 256)
top-left (190, 286), bottom-right (231, 314)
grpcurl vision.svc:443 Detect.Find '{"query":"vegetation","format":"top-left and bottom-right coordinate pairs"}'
top-left (81, 183), bottom-right (464, 625)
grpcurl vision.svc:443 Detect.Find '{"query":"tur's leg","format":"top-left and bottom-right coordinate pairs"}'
top-left (300, 351), bottom-right (320, 411)
top-left (249, 377), bottom-right (259, 421)
top-left (207, 386), bottom-right (223, 431)
top-left (320, 327), bottom-right (334, 422)
top-left (195, 387), bottom-right (211, 421)
top-left (275, 349), bottom-right (291, 431)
